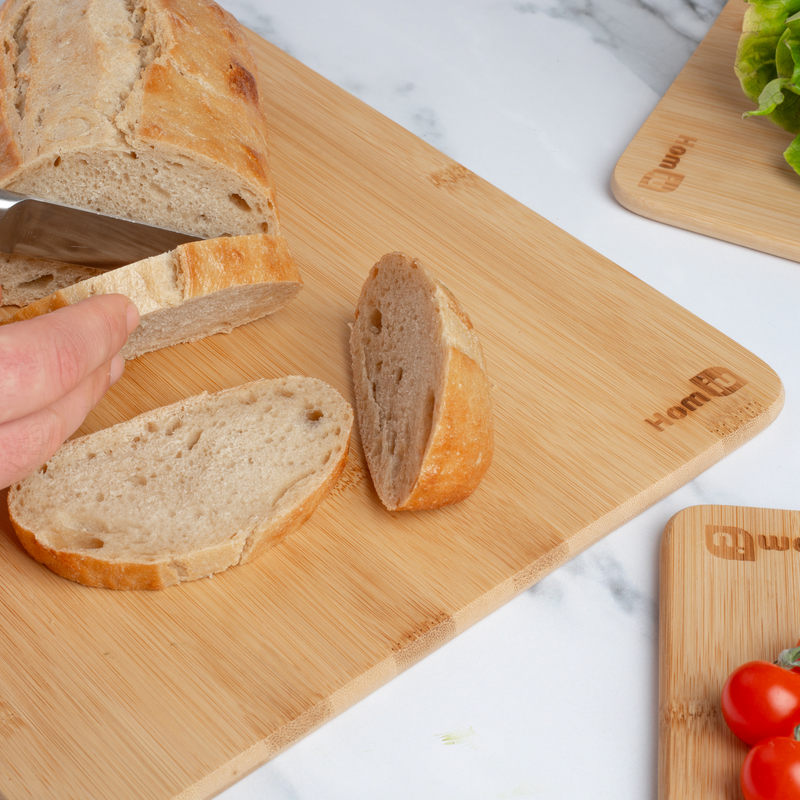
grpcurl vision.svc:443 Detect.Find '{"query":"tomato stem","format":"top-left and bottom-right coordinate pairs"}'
top-left (776, 646), bottom-right (800, 670)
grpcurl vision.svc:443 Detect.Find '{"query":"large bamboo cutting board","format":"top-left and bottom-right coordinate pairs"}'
top-left (613, 0), bottom-right (800, 263)
top-left (659, 506), bottom-right (800, 799)
top-left (0, 22), bottom-right (786, 800)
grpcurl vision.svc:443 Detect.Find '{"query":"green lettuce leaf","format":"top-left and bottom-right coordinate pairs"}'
top-left (784, 131), bottom-right (800, 170)
top-left (735, 0), bottom-right (800, 174)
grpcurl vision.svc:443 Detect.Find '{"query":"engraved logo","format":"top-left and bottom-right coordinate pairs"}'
top-left (639, 135), bottom-right (698, 192)
top-left (645, 367), bottom-right (748, 433)
top-left (705, 525), bottom-right (756, 561)
top-left (706, 525), bottom-right (800, 561)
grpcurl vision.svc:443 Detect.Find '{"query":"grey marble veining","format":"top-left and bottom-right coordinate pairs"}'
top-left (512, 0), bottom-right (727, 93)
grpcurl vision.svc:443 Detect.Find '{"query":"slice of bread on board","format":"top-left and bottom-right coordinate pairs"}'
top-left (2, 233), bottom-right (303, 359)
top-left (7, 376), bottom-right (354, 590)
top-left (350, 252), bottom-right (493, 511)
top-left (0, 0), bottom-right (287, 304)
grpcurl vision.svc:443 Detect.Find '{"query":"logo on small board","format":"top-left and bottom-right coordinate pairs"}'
top-left (705, 525), bottom-right (800, 562)
top-left (639, 135), bottom-right (698, 193)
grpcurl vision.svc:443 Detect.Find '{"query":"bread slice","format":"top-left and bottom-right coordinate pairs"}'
top-left (3, 233), bottom-right (303, 359)
top-left (349, 252), bottom-right (493, 511)
top-left (7, 376), bottom-right (353, 590)
top-left (0, 0), bottom-right (286, 304)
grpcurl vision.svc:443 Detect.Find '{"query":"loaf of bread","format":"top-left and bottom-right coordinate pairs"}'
top-left (0, 0), bottom-right (287, 304)
top-left (3, 233), bottom-right (302, 359)
top-left (7, 376), bottom-right (353, 590)
top-left (349, 252), bottom-right (493, 511)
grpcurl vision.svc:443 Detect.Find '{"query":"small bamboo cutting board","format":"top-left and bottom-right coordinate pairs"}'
top-left (0, 25), bottom-right (786, 800)
top-left (659, 506), bottom-right (800, 799)
top-left (613, 0), bottom-right (800, 263)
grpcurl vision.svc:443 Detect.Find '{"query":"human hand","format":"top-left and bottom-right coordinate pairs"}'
top-left (0, 292), bottom-right (140, 490)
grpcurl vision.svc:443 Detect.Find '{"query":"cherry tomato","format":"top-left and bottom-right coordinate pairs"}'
top-left (721, 660), bottom-right (800, 745)
top-left (741, 735), bottom-right (800, 800)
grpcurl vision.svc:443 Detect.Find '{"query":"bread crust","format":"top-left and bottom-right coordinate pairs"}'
top-left (350, 252), bottom-right (494, 511)
top-left (399, 345), bottom-right (493, 510)
top-left (7, 378), bottom-right (353, 590)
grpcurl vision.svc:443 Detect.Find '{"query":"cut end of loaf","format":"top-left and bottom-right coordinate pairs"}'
top-left (7, 377), bottom-right (353, 590)
top-left (350, 252), bottom-right (493, 511)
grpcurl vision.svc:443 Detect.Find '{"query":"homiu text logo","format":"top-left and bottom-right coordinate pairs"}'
top-left (645, 367), bottom-right (747, 433)
top-left (705, 525), bottom-right (800, 562)
top-left (638, 135), bottom-right (698, 193)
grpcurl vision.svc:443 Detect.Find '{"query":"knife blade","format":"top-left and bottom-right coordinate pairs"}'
top-left (0, 188), bottom-right (202, 270)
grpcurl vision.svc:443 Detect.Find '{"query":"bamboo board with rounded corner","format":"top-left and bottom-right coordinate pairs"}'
top-left (0, 22), bottom-right (786, 800)
top-left (659, 506), bottom-right (800, 799)
top-left (612, 0), bottom-right (800, 262)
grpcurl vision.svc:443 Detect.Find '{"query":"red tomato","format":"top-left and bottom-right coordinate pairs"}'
top-left (741, 736), bottom-right (800, 800)
top-left (721, 660), bottom-right (800, 745)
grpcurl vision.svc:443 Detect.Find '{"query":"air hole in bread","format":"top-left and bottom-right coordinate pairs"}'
top-left (96, 492), bottom-right (104, 502)
top-left (278, 387), bottom-right (294, 398)
top-left (376, 361), bottom-right (383, 372)
top-left (229, 193), bottom-right (252, 212)
top-left (150, 182), bottom-right (170, 198)
top-left (18, 275), bottom-right (54, 291)
top-left (165, 419), bottom-right (182, 436)
top-left (396, 368), bottom-right (403, 382)
top-left (322, 451), bottom-right (331, 464)
top-left (371, 381), bottom-right (377, 400)
top-left (146, 422), bottom-right (159, 433)
top-left (185, 430), bottom-right (202, 450)
top-left (369, 308), bottom-right (382, 334)
top-left (306, 409), bottom-right (323, 422)
top-left (130, 475), bottom-right (147, 486)
top-left (87, 453), bottom-right (96, 460)
top-left (53, 156), bottom-right (61, 167)
top-left (75, 536), bottom-right (105, 550)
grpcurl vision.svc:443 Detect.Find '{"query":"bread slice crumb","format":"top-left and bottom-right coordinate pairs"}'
top-left (350, 252), bottom-right (493, 511)
top-left (7, 376), bottom-right (353, 590)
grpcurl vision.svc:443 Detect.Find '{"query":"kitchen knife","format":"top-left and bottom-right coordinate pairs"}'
top-left (0, 188), bottom-right (202, 270)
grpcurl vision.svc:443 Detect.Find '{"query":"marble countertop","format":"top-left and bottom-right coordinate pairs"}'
top-left (209, 1), bottom-right (800, 797)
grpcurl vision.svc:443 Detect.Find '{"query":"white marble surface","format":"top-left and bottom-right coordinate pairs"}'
top-left (207, 1), bottom-right (800, 797)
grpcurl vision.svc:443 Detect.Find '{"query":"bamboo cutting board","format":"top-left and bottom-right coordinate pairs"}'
top-left (659, 506), bottom-right (800, 799)
top-left (0, 24), bottom-right (786, 800)
top-left (612, 0), bottom-right (800, 263)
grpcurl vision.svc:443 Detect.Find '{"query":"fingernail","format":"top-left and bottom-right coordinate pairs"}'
top-left (109, 354), bottom-right (125, 386)
top-left (126, 302), bottom-right (140, 335)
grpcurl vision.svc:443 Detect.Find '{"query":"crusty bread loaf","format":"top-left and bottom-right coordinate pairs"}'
top-left (7, 376), bottom-right (353, 590)
top-left (3, 233), bottom-right (303, 358)
top-left (0, 0), bottom-right (286, 304)
top-left (349, 252), bottom-right (493, 511)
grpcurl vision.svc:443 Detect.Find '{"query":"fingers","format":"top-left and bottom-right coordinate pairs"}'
top-left (0, 352), bottom-right (126, 490)
top-left (0, 294), bottom-right (139, 425)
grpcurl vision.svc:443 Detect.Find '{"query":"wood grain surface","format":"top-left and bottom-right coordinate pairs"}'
top-left (0, 24), bottom-right (786, 800)
top-left (612, 0), bottom-right (800, 262)
top-left (659, 506), bottom-right (800, 799)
